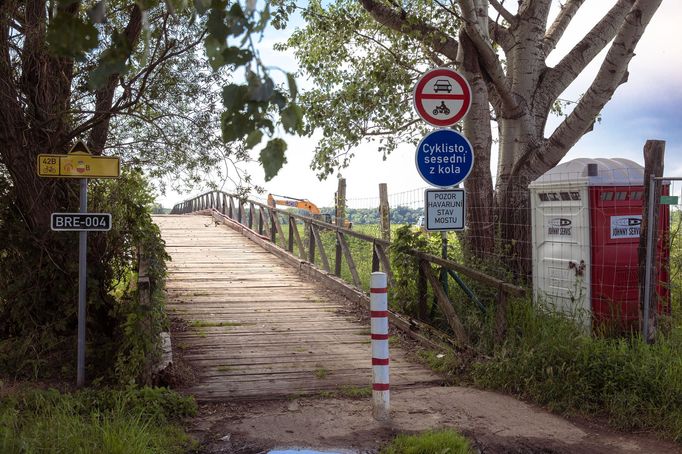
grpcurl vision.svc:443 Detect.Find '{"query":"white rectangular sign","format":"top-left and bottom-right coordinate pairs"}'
top-left (51, 213), bottom-right (112, 231)
top-left (424, 189), bottom-right (465, 231)
top-left (610, 215), bottom-right (642, 239)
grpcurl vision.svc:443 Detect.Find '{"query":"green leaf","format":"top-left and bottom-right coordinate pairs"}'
top-left (222, 84), bottom-right (247, 112)
top-left (270, 90), bottom-right (288, 110)
top-left (255, 3), bottom-right (271, 32)
top-left (207, 7), bottom-right (229, 42)
top-left (204, 36), bottom-right (225, 70)
top-left (247, 76), bottom-right (274, 102)
top-left (222, 47), bottom-right (253, 66)
top-left (286, 73), bottom-right (298, 101)
top-left (259, 139), bottom-right (287, 181)
top-left (46, 13), bottom-right (99, 59)
top-left (221, 112), bottom-right (254, 142)
top-left (226, 3), bottom-right (247, 36)
top-left (280, 104), bottom-right (303, 134)
top-left (245, 130), bottom-right (263, 150)
top-left (88, 31), bottom-right (132, 89)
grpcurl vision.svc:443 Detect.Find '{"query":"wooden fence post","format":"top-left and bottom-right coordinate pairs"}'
top-left (417, 260), bottom-right (428, 322)
top-left (335, 178), bottom-right (346, 276)
top-left (639, 139), bottom-right (665, 342)
top-left (379, 183), bottom-right (390, 242)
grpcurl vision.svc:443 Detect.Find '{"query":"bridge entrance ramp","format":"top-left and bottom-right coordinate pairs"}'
top-left (155, 214), bottom-right (440, 401)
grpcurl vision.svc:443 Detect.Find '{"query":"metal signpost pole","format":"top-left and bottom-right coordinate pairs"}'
top-left (38, 140), bottom-right (118, 387)
top-left (77, 178), bottom-right (88, 387)
top-left (440, 232), bottom-right (449, 293)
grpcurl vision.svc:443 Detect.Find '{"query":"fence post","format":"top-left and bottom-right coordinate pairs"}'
top-left (640, 139), bottom-right (665, 342)
top-left (417, 260), bottom-right (428, 321)
top-left (372, 240), bottom-right (380, 272)
top-left (370, 272), bottom-right (390, 422)
top-left (379, 183), bottom-right (390, 242)
top-left (270, 210), bottom-right (277, 243)
top-left (308, 222), bottom-right (316, 264)
top-left (335, 178), bottom-right (346, 276)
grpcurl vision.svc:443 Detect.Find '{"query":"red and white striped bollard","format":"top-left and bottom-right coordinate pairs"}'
top-left (370, 272), bottom-right (390, 421)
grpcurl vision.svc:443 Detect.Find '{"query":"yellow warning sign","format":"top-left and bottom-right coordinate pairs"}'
top-left (37, 141), bottom-right (120, 178)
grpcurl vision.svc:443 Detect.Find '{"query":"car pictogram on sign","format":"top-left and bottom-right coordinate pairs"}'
top-left (433, 79), bottom-right (452, 93)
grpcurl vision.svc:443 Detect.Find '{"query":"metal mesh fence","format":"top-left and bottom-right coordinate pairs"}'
top-left (248, 159), bottom-right (680, 331)
top-left (345, 186), bottom-right (427, 239)
top-left (663, 179), bottom-right (681, 324)
top-left (338, 162), bottom-right (680, 331)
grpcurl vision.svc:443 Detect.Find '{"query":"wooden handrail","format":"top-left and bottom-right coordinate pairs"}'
top-left (411, 250), bottom-right (525, 296)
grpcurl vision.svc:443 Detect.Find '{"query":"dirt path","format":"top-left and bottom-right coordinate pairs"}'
top-left (187, 386), bottom-right (680, 453)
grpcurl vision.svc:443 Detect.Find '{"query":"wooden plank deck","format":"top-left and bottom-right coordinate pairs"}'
top-left (154, 214), bottom-right (441, 401)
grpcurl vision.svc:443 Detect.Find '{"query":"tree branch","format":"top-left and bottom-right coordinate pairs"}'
top-left (489, 0), bottom-right (517, 27)
top-left (358, 0), bottom-right (459, 61)
top-left (541, 0), bottom-right (633, 102)
top-left (522, 0), bottom-right (663, 178)
top-left (65, 28), bottom-right (205, 148)
top-left (542, 0), bottom-right (585, 57)
top-left (87, 3), bottom-right (143, 154)
top-left (458, 0), bottom-right (521, 117)
top-left (488, 14), bottom-right (513, 51)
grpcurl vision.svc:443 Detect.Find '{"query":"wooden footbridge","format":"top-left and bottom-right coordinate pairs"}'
top-left (156, 192), bottom-right (524, 401)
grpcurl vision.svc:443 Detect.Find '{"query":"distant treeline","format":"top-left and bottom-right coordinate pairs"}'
top-left (320, 206), bottom-right (423, 225)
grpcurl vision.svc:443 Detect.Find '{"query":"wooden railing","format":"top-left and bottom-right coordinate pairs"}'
top-left (171, 191), bottom-right (525, 346)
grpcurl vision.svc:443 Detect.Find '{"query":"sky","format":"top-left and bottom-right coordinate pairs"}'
top-left (158, 1), bottom-right (682, 209)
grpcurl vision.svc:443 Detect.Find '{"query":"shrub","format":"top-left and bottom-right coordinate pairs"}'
top-left (0, 170), bottom-right (169, 385)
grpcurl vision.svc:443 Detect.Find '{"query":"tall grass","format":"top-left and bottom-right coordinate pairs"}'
top-left (380, 429), bottom-right (472, 454)
top-left (472, 299), bottom-right (682, 440)
top-left (0, 387), bottom-right (197, 453)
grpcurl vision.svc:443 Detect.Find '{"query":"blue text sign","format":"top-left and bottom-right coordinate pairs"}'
top-left (415, 129), bottom-right (474, 188)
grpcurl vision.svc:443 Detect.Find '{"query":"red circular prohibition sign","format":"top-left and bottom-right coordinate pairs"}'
top-left (413, 68), bottom-right (472, 127)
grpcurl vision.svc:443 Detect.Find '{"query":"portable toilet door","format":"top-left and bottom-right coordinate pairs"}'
top-left (587, 162), bottom-right (670, 330)
top-left (530, 158), bottom-right (671, 331)
top-left (529, 159), bottom-right (593, 328)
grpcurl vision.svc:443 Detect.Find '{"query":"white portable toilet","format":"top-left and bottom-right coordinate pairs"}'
top-left (529, 158), bottom-right (670, 330)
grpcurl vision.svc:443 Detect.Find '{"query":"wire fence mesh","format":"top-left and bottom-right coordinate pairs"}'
top-left (345, 186), bottom-right (428, 240)
top-left (663, 179), bottom-right (682, 324)
top-left (329, 162), bottom-right (680, 331)
top-left (235, 158), bottom-right (681, 332)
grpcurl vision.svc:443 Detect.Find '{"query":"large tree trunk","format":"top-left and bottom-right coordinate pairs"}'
top-left (460, 32), bottom-right (495, 259)
top-left (1, 0), bottom-right (78, 232)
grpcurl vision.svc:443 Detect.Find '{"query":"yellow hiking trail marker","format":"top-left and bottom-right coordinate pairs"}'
top-left (37, 141), bottom-right (120, 178)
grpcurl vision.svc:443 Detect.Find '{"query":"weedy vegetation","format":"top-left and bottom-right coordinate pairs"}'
top-left (380, 429), bottom-right (472, 454)
top-left (0, 387), bottom-right (197, 454)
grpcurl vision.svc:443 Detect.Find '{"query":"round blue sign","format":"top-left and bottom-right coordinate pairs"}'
top-left (415, 129), bottom-right (474, 188)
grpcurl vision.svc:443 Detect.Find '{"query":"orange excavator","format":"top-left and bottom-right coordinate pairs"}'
top-left (267, 194), bottom-right (352, 228)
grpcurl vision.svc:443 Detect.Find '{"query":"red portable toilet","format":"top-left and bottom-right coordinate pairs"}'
top-left (529, 158), bottom-right (670, 331)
